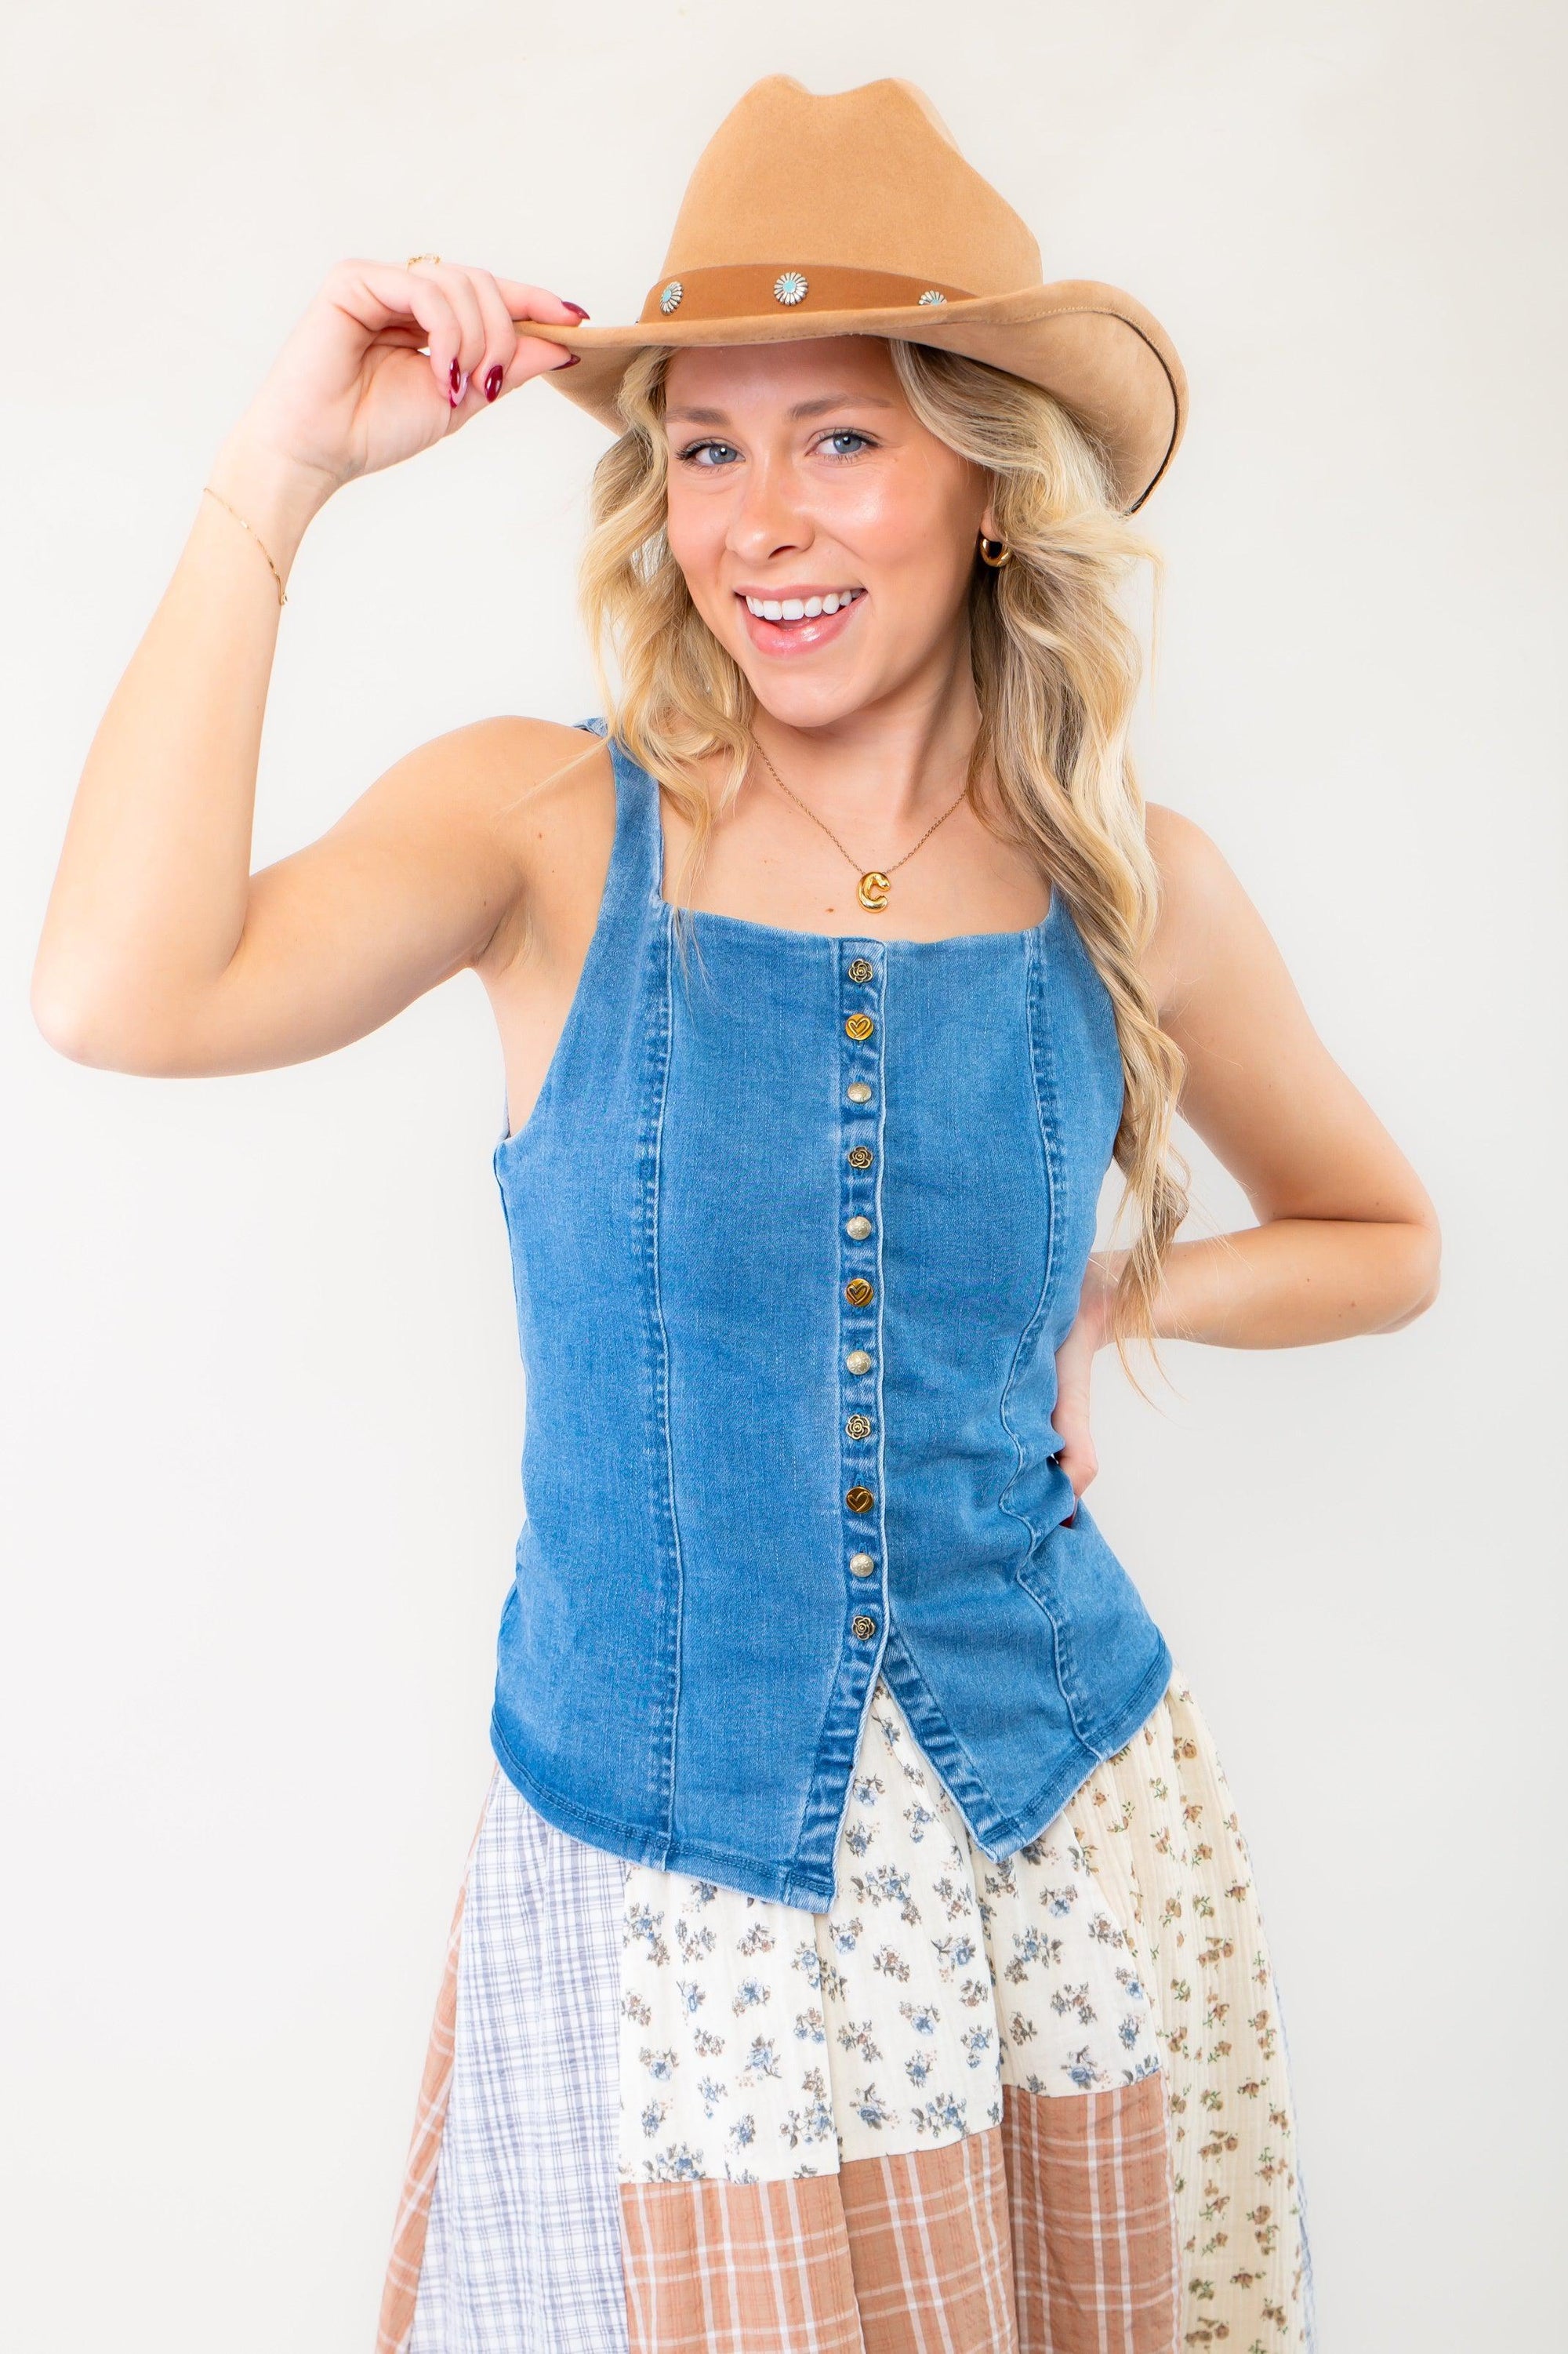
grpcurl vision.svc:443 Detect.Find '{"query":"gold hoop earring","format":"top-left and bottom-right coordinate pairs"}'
top-left (978, 534), bottom-right (1012, 569)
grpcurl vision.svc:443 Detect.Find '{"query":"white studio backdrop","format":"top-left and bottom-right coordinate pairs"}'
top-left (3, 3), bottom-right (1563, 2346)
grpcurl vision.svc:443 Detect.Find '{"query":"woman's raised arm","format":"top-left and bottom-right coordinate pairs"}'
top-left (30, 256), bottom-right (585, 1074)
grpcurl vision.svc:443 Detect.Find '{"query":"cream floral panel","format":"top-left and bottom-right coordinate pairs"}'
top-left (619, 1676), bottom-right (1162, 2185)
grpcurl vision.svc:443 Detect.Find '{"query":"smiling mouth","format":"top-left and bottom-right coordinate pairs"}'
top-left (739, 587), bottom-right (866, 623)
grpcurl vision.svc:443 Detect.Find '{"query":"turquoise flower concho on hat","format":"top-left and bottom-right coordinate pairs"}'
top-left (658, 269), bottom-right (949, 317)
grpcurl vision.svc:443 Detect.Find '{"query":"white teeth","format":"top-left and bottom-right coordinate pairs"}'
top-left (743, 588), bottom-right (862, 620)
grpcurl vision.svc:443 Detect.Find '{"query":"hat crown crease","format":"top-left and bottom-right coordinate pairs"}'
top-left (659, 77), bottom-right (1041, 296)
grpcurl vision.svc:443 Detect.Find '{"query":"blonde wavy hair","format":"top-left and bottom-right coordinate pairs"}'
top-left (578, 339), bottom-right (1189, 1365)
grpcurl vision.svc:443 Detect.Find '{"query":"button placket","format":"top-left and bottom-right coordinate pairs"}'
top-left (839, 943), bottom-right (886, 1629)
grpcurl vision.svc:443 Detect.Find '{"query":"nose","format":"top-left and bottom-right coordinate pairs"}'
top-left (725, 451), bottom-right (812, 568)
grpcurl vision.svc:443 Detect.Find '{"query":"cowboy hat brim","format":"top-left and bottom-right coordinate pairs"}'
top-left (514, 278), bottom-right (1187, 514)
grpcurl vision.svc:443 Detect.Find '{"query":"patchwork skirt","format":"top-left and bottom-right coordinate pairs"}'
top-left (377, 1666), bottom-right (1316, 2352)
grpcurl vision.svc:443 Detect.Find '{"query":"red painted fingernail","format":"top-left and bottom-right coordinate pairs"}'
top-left (555, 351), bottom-right (582, 368)
top-left (449, 356), bottom-right (461, 392)
top-left (485, 364), bottom-right (503, 401)
top-left (561, 301), bottom-right (590, 319)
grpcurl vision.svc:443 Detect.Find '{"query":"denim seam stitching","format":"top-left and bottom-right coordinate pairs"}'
top-left (492, 723), bottom-right (627, 1161)
top-left (880, 1627), bottom-right (1045, 1844)
top-left (645, 905), bottom-right (684, 1843)
top-left (1036, 1640), bottom-right (1171, 1806)
top-left (999, 925), bottom-right (1097, 1745)
top-left (996, 928), bottom-right (1057, 1557)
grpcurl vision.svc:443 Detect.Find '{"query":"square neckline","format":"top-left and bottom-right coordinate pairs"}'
top-left (642, 757), bottom-right (1059, 954)
top-left (499, 730), bottom-right (1062, 1157)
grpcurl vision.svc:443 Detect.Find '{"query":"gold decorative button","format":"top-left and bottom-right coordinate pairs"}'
top-left (845, 1215), bottom-right (873, 1241)
top-left (848, 957), bottom-right (874, 983)
top-left (848, 1145), bottom-right (873, 1170)
top-left (846, 1349), bottom-right (872, 1375)
top-left (845, 1485), bottom-right (875, 1513)
top-left (846, 1413), bottom-right (873, 1440)
top-left (849, 1551), bottom-right (876, 1578)
top-left (844, 1277), bottom-right (874, 1307)
top-left (844, 1012), bottom-right (875, 1042)
top-left (851, 1612), bottom-right (877, 1640)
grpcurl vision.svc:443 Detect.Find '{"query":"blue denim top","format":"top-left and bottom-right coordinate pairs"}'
top-left (488, 721), bottom-right (1172, 1910)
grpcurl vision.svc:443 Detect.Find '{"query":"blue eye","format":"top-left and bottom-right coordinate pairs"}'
top-left (674, 428), bottom-right (877, 468)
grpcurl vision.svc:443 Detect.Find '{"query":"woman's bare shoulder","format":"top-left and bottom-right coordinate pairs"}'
top-left (346, 711), bottom-right (610, 857)
top-left (411, 712), bottom-right (612, 819)
top-left (1140, 798), bottom-right (1263, 1020)
top-left (412, 714), bottom-right (616, 979)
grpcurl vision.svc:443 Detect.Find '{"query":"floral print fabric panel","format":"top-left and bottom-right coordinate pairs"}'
top-left (618, 1676), bottom-right (1162, 2186)
top-left (1063, 1671), bottom-right (1315, 2349)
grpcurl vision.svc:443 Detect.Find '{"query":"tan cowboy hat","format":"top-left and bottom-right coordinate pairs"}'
top-left (522, 74), bottom-right (1188, 514)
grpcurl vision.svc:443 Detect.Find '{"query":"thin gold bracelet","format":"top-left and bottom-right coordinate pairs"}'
top-left (201, 485), bottom-right (288, 607)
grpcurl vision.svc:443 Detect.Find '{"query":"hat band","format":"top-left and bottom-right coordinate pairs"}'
top-left (638, 263), bottom-right (976, 325)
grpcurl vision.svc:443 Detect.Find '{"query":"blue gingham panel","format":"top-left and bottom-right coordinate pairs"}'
top-left (408, 1770), bottom-right (630, 2353)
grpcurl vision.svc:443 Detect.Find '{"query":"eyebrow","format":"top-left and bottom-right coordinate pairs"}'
top-left (664, 392), bottom-right (901, 426)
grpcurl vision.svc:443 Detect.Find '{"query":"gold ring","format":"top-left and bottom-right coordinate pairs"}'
top-left (405, 252), bottom-right (442, 268)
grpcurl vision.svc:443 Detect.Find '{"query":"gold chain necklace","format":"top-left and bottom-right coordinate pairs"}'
top-left (750, 739), bottom-right (970, 913)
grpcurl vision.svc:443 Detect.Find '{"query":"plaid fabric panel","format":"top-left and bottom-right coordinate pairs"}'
top-left (620, 2127), bottom-right (1024, 2353)
top-left (1002, 2068), bottom-right (1179, 2351)
top-left (377, 1873), bottom-right (466, 2352)
top-left (620, 2174), bottom-right (866, 2352)
top-left (838, 2126), bottom-right (1022, 2352)
top-left (395, 1768), bottom-right (631, 2353)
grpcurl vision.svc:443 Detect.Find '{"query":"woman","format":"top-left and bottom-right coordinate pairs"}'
top-left (33, 73), bottom-right (1436, 2354)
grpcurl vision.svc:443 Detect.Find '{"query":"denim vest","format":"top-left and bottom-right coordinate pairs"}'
top-left (488, 722), bottom-right (1172, 1910)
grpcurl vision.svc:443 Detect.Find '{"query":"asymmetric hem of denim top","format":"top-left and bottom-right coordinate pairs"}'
top-left (487, 721), bottom-right (1173, 1913)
